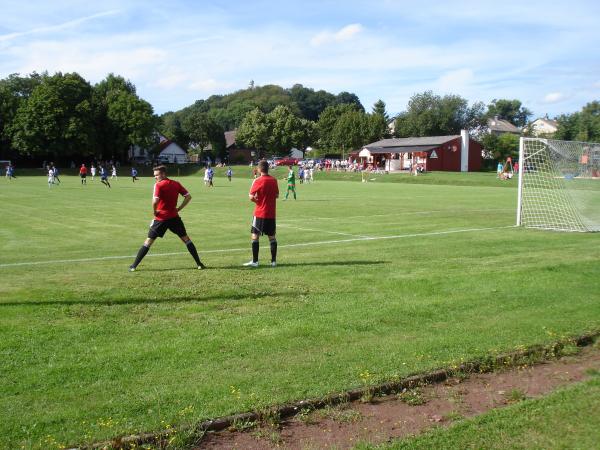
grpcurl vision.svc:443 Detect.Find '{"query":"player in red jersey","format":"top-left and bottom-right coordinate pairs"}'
top-left (243, 160), bottom-right (279, 267)
top-left (129, 165), bottom-right (205, 271)
top-left (79, 164), bottom-right (87, 185)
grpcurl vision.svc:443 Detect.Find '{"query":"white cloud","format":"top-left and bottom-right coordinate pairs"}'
top-left (310, 23), bottom-right (364, 46)
top-left (436, 68), bottom-right (474, 92)
top-left (543, 92), bottom-right (566, 103)
top-left (0, 10), bottom-right (120, 43)
top-left (188, 78), bottom-right (235, 93)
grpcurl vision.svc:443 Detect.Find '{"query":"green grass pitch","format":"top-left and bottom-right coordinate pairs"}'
top-left (0, 167), bottom-right (599, 448)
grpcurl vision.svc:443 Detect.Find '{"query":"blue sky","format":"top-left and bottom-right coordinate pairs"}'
top-left (1, 0), bottom-right (599, 118)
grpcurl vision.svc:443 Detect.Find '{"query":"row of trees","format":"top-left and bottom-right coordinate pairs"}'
top-left (0, 72), bottom-right (156, 163)
top-left (2, 70), bottom-right (599, 164)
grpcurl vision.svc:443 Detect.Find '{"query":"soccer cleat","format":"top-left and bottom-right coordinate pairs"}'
top-left (198, 262), bottom-right (206, 270)
top-left (243, 261), bottom-right (259, 267)
top-left (271, 261), bottom-right (277, 267)
top-left (129, 266), bottom-right (136, 272)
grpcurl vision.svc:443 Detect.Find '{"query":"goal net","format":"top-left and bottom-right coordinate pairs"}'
top-left (517, 138), bottom-right (600, 232)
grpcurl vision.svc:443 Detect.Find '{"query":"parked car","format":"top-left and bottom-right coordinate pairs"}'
top-left (275, 157), bottom-right (301, 166)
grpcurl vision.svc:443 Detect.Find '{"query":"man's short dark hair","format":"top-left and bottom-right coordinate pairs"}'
top-left (153, 165), bottom-right (167, 174)
top-left (258, 160), bottom-right (269, 174)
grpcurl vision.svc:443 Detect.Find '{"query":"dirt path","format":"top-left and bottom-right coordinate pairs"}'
top-left (197, 345), bottom-right (600, 449)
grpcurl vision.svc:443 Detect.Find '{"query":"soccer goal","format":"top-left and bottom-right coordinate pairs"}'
top-left (517, 137), bottom-right (600, 232)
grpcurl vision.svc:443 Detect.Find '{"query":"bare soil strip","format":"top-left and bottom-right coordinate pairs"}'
top-left (198, 342), bottom-right (600, 450)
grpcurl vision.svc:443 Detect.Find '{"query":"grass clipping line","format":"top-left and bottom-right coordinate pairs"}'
top-left (69, 330), bottom-right (600, 450)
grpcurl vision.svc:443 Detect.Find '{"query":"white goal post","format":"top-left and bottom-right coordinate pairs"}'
top-left (517, 137), bottom-right (600, 232)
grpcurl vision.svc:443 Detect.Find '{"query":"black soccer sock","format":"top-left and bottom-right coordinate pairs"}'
top-left (131, 244), bottom-right (150, 268)
top-left (185, 240), bottom-right (201, 266)
top-left (269, 238), bottom-right (277, 262)
top-left (252, 239), bottom-right (259, 263)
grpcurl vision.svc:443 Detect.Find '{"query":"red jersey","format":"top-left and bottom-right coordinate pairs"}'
top-left (79, 166), bottom-right (87, 175)
top-left (250, 174), bottom-right (279, 218)
top-left (153, 178), bottom-right (189, 221)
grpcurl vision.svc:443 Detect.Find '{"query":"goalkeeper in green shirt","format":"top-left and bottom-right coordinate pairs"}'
top-left (285, 166), bottom-right (297, 200)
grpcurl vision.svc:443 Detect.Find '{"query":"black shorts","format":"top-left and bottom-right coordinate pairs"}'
top-left (80, 173), bottom-right (86, 178)
top-left (148, 216), bottom-right (187, 239)
top-left (251, 217), bottom-right (276, 236)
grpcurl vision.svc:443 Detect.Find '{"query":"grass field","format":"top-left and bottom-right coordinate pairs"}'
top-left (1, 167), bottom-right (599, 449)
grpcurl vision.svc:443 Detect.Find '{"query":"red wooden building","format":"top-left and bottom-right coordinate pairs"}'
top-left (359, 130), bottom-right (482, 172)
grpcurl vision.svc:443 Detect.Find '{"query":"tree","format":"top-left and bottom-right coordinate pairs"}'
top-left (480, 132), bottom-right (519, 161)
top-left (9, 72), bottom-right (95, 159)
top-left (0, 72), bottom-right (45, 158)
top-left (93, 74), bottom-right (157, 161)
top-left (394, 91), bottom-right (484, 137)
top-left (182, 110), bottom-right (224, 161)
top-left (236, 108), bottom-right (269, 157)
top-left (330, 109), bottom-right (368, 158)
top-left (486, 99), bottom-right (532, 128)
top-left (316, 103), bottom-right (359, 151)
top-left (554, 101), bottom-right (600, 142)
top-left (159, 112), bottom-right (189, 149)
top-left (372, 99), bottom-right (389, 122)
top-left (288, 84), bottom-right (337, 121)
top-left (335, 91), bottom-right (365, 112)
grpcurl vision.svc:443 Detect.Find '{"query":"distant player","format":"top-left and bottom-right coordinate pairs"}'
top-left (208, 167), bottom-right (214, 187)
top-left (47, 166), bottom-right (55, 188)
top-left (129, 165), bottom-right (205, 271)
top-left (298, 166), bottom-right (304, 184)
top-left (227, 167), bottom-right (232, 182)
top-left (244, 160), bottom-right (279, 267)
top-left (91, 164), bottom-right (97, 181)
top-left (285, 166), bottom-right (296, 200)
top-left (131, 167), bottom-right (139, 182)
top-left (79, 164), bottom-right (87, 185)
top-left (111, 165), bottom-right (118, 180)
top-left (5, 163), bottom-right (16, 180)
top-left (99, 166), bottom-right (111, 188)
top-left (203, 167), bottom-right (210, 186)
top-left (52, 165), bottom-right (61, 184)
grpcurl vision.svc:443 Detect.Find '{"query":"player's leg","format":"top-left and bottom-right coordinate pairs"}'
top-left (268, 233), bottom-right (277, 266)
top-left (243, 218), bottom-right (261, 266)
top-left (130, 237), bottom-right (155, 271)
top-left (292, 185), bottom-right (296, 199)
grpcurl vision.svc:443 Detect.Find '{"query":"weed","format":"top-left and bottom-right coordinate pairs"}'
top-left (317, 404), bottom-right (362, 423)
top-left (228, 418), bottom-right (257, 432)
top-left (296, 407), bottom-right (318, 425)
top-left (398, 388), bottom-right (427, 406)
top-left (506, 388), bottom-right (527, 403)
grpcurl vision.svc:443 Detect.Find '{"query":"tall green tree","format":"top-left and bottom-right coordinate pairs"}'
top-left (181, 110), bottom-right (224, 161)
top-left (236, 108), bottom-right (269, 158)
top-left (395, 91), bottom-right (484, 137)
top-left (480, 132), bottom-right (519, 160)
top-left (555, 101), bottom-right (600, 142)
top-left (316, 103), bottom-right (359, 151)
top-left (0, 72), bottom-right (45, 158)
top-left (9, 72), bottom-right (95, 159)
top-left (486, 99), bottom-right (532, 127)
top-left (372, 99), bottom-right (389, 122)
top-left (93, 74), bottom-right (157, 161)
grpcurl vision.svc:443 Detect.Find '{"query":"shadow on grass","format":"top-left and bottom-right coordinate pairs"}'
top-left (221, 260), bottom-right (388, 269)
top-left (0, 291), bottom-right (287, 307)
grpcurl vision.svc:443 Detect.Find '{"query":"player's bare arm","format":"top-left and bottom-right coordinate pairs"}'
top-left (177, 194), bottom-right (192, 212)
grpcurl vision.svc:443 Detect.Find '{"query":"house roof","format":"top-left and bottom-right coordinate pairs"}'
top-left (363, 145), bottom-right (440, 155)
top-left (225, 130), bottom-right (237, 148)
top-left (364, 135), bottom-right (460, 150)
top-left (533, 118), bottom-right (558, 127)
top-left (487, 118), bottom-right (520, 133)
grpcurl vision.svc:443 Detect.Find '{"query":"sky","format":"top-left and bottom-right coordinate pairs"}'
top-left (1, 0), bottom-right (599, 119)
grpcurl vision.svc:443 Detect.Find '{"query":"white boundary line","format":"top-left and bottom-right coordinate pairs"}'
top-left (278, 223), bottom-right (371, 238)
top-left (0, 225), bottom-right (515, 269)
